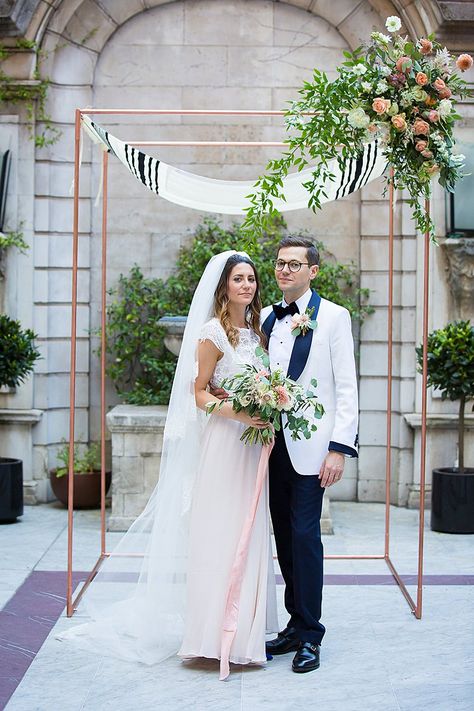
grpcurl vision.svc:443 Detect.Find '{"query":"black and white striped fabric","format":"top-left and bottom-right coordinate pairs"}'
top-left (82, 115), bottom-right (386, 214)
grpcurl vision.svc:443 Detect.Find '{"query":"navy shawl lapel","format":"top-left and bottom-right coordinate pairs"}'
top-left (262, 309), bottom-right (277, 341)
top-left (287, 290), bottom-right (321, 381)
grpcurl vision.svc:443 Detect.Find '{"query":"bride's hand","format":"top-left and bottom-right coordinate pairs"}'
top-left (236, 412), bottom-right (268, 429)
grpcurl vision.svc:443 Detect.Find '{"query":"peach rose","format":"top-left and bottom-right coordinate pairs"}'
top-left (415, 72), bottom-right (428, 86)
top-left (421, 149), bottom-right (433, 159)
top-left (428, 109), bottom-right (440, 123)
top-left (438, 87), bottom-right (452, 99)
top-left (419, 38), bottom-right (433, 55)
top-left (413, 118), bottom-right (430, 135)
top-left (367, 123), bottom-right (377, 133)
top-left (395, 56), bottom-right (412, 72)
top-left (432, 77), bottom-right (446, 92)
top-left (391, 114), bottom-right (407, 131)
top-left (415, 140), bottom-right (428, 152)
top-left (372, 97), bottom-right (391, 114)
top-left (456, 54), bottom-right (473, 72)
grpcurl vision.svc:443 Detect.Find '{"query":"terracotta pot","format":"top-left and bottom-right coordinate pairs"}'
top-left (50, 469), bottom-right (111, 509)
top-left (431, 467), bottom-right (474, 534)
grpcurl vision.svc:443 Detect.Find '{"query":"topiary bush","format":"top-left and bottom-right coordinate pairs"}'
top-left (416, 320), bottom-right (474, 471)
top-left (103, 216), bottom-right (372, 405)
top-left (0, 314), bottom-right (41, 389)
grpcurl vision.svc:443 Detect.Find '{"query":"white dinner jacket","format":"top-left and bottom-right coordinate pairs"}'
top-left (261, 291), bottom-right (359, 476)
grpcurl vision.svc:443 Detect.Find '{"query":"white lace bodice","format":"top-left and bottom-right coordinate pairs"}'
top-left (199, 318), bottom-right (263, 388)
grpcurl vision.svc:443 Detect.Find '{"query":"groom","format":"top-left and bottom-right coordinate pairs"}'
top-left (262, 235), bottom-right (358, 673)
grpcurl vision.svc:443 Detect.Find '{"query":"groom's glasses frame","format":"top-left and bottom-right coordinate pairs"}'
top-left (67, 108), bottom-right (431, 625)
top-left (274, 259), bottom-right (310, 272)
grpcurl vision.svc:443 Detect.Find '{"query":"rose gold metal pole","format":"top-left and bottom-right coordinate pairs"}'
top-left (415, 199), bottom-right (430, 619)
top-left (67, 109), bottom-right (82, 617)
top-left (100, 150), bottom-right (108, 556)
top-left (385, 170), bottom-right (394, 558)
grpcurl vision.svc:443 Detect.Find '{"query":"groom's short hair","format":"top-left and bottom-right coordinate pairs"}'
top-left (278, 236), bottom-right (320, 266)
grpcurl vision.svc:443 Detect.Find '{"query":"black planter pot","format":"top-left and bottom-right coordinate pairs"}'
top-left (0, 458), bottom-right (23, 522)
top-left (431, 467), bottom-right (474, 534)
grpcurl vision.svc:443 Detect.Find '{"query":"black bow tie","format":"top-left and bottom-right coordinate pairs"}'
top-left (273, 302), bottom-right (299, 320)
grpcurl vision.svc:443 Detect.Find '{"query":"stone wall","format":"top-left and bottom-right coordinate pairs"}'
top-left (0, 0), bottom-right (473, 507)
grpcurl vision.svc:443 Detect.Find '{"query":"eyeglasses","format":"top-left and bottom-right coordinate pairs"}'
top-left (274, 259), bottom-right (310, 273)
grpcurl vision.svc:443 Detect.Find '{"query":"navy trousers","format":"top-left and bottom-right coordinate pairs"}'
top-left (269, 427), bottom-right (326, 645)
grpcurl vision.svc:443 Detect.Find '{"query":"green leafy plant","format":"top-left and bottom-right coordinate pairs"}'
top-left (416, 320), bottom-right (474, 470)
top-left (0, 314), bottom-right (41, 389)
top-left (54, 439), bottom-right (101, 478)
top-left (0, 228), bottom-right (28, 253)
top-left (0, 40), bottom-right (61, 148)
top-left (242, 17), bottom-right (472, 245)
top-left (103, 216), bottom-right (372, 405)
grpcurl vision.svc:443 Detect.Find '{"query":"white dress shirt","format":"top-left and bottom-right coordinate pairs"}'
top-left (268, 288), bottom-right (312, 375)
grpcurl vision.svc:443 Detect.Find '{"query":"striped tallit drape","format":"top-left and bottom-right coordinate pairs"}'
top-left (81, 115), bottom-right (386, 214)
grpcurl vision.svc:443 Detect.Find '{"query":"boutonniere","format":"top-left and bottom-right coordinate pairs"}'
top-left (290, 307), bottom-right (317, 337)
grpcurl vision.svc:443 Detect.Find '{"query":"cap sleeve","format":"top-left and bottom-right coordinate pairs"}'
top-left (199, 319), bottom-right (227, 353)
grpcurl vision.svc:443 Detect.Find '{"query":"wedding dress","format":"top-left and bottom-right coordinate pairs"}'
top-left (58, 251), bottom-right (278, 675)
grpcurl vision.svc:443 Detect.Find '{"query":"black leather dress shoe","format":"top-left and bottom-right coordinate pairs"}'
top-left (292, 642), bottom-right (320, 673)
top-left (265, 627), bottom-right (299, 655)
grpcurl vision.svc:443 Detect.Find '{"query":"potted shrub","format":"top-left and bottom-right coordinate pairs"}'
top-left (416, 320), bottom-right (474, 533)
top-left (0, 315), bottom-right (40, 522)
top-left (50, 440), bottom-right (111, 509)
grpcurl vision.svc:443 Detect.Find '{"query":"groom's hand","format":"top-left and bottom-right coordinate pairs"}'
top-left (319, 451), bottom-right (345, 488)
top-left (208, 384), bottom-right (229, 400)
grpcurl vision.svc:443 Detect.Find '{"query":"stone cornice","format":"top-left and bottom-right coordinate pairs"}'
top-left (404, 413), bottom-right (474, 429)
top-left (0, 407), bottom-right (43, 425)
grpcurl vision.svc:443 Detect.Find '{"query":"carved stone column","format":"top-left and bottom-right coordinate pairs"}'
top-left (442, 238), bottom-right (474, 320)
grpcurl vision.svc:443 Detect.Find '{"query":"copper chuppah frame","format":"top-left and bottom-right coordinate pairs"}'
top-left (66, 108), bottom-right (429, 620)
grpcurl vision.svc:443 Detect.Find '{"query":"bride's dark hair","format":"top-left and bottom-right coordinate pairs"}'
top-left (213, 254), bottom-right (266, 349)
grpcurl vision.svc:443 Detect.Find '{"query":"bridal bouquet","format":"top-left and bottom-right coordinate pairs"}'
top-left (206, 346), bottom-right (324, 445)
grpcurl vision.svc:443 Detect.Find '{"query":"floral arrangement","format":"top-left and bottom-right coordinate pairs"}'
top-left (243, 15), bottom-right (472, 242)
top-left (206, 346), bottom-right (324, 445)
top-left (291, 306), bottom-right (317, 337)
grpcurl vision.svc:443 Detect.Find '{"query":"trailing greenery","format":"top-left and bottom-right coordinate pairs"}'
top-left (416, 320), bottom-right (474, 470)
top-left (0, 228), bottom-right (28, 254)
top-left (53, 440), bottom-right (101, 478)
top-left (0, 39), bottom-right (61, 148)
top-left (0, 314), bottom-right (41, 389)
top-left (103, 217), bottom-right (372, 406)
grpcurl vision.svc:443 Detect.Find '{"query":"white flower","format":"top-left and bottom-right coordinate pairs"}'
top-left (376, 80), bottom-right (388, 93)
top-left (378, 64), bottom-right (392, 76)
top-left (347, 107), bottom-right (371, 129)
top-left (385, 16), bottom-right (401, 32)
top-left (371, 31), bottom-right (391, 45)
top-left (434, 47), bottom-right (452, 72)
top-left (361, 81), bottom-right (373, 92)
top-left (438, 98), bottom-right (453, 117)
top-left (352, 63), bottom-right (367, 76)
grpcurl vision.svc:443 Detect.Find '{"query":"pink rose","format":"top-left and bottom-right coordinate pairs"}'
top-left (396, 56), bottom-right (412, 73)
top-left (421, 149), bottom-right (433, 159)
top-left (415, 140), bottom-right (428, 152)
top-left (275, 385), bottom-right (291, 410)
top-left (372, 97), bottom-right (391, 115)
top-left (391, 114), bottom-right (407, 131)
top-left (428, 110), bottom-right (440, 122)
top-left (438, 87), bottom-right (452, 99)
top-left (456, 54), bottom-right (473, 72)
top-left (415, 72), bottom-right (428, 86)
top-left (367, 123), bottom-right (377, 133)
top-left (432, 77), bottom-right (446, 92)
top-left (413, 118), bottom-right (430, 135)
top-left (419, 38), bottom-right (433, 55)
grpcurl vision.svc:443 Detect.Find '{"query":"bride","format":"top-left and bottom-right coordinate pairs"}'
top-left (60, 251), bottom-right (278, 679)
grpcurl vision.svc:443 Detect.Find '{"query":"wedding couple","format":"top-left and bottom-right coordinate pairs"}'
top-left (61, 236), bottom-right (358, 680)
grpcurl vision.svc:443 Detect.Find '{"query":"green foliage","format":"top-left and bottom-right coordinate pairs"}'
top-left (104, 217), bottom-right (372, 405)
top-left (0, 228), bottom-right (28, 254)
top-left (0, 314), bottom-right (41, 389)
top-left (416, 320), bottom-right (474, 402)
top-left (0, 40), bottom-right (61, 148)
top-left (54, 440), bottom-right (101, 477)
